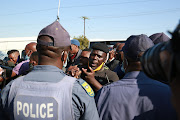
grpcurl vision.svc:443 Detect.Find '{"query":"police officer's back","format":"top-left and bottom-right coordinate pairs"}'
top-left (0, 21), bottom-right (99, 120)
top-left (96, 34), bottom-right (177, 120)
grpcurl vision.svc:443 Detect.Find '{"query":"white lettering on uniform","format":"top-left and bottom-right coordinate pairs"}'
top-left (36, 104), bottom-right (39, 118)
top-left (23, 103), bottom-right (29, 117)
top-left (17, 101), bottom-right (22, 115)
top-left (47, 103), bottom-right (53, 118)
top-left (40, 104), bottom-right (46, 118)
top-left (30, 103), bottom-right (35, 118)
top-left (16, 101), bottom-right (54, 118)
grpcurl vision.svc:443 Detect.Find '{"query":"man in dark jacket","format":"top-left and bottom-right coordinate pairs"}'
top-left (66, 39), bottom-right (82, 68)
top-left (82, 43), bottom-right (119, 92)
top-left (105, 46), bottom-right (119, 71)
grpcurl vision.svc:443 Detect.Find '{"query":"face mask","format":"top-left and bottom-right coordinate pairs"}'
top-left (24, 51), bottom-right (31, 60)
top-left (62, 51), bottom-right (68, 68)
top-left (25, 55), bottom-right (30, 60)
top-left (8, 61), bottom-right (15, 67)
top-left (121, 62), bottom-right (125, 73)
top-left (63, 56), bottom-right (68, 68)
top-left (121, 57), bottom-right (128, 73)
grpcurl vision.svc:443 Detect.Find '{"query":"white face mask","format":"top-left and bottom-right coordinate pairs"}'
top-left (62, 51), bottom-right (68, 68)
top-left (24, 51), bottom-right (30, 60)
top-left (25, 55), bottom-right (30, 60)
top-left (63, 56), bottom-right (68, 68)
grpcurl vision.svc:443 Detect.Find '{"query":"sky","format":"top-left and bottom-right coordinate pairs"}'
top-left (0, 0), bottom-right (180, 40)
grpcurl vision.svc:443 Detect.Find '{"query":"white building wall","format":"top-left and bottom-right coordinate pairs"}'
top-left (0, 37), bottom-right (37, 55)
top-left (0, 36), bottom-right (125, 56)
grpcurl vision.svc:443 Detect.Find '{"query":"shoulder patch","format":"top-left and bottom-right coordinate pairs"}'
top-left (81, 81), bottom-right (94, 97)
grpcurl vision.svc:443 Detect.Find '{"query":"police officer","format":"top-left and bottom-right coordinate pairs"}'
top-left (95, 34), bottom-right (177, 120)
top-left (0, 21), bottom-right (99, 120)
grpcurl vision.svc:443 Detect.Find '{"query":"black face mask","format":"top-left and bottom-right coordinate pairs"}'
top-left (7, 61), bottom-right (15, 67)
top-left (29, 63), bottom-right (34, 71)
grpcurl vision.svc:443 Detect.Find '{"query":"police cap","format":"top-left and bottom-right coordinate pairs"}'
top-left (123, 34), bottom-right (154, 61)
top-left (38, 21), bottom-right (71, 47)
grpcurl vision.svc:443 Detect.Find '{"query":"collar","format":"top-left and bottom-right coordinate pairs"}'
top-left (109, 57), bottom-right (115, 62)
top-left (120, 71), bottom-right (167, 86)
top-left (69, 49), bottom-right (82, 61)
top-left (123, 71), bottom-right (146, 79)
top-left (74, 49), bottom-right (82, 59)
top-left (92, 62), bottom-right (104, 72)
top-left (24, 65), bottom-right (65, 83)
top-left (33, 65), bottom-right (64, 72)
top-left (70, 54), bottom-right (76, 60)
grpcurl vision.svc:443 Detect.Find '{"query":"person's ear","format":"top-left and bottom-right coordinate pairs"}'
top-left (75, 45), bottom-right (79, 50)
top-left (36, 44), bottom-right (39, 51)
top-left (32, 61), bottom-right (37, 66)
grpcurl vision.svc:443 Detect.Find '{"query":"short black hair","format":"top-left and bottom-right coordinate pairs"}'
top-left (7, 49), bottom-right (19, 55)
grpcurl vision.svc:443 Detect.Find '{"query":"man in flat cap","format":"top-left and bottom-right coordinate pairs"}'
top-left (95, 34), bottom-right (177, 120)
top-left (66, 43), bottom-right (119, 92)
top-left (0, 21), bottom-right (99, 120)
top-left (81, 43), bottom-right (119, 92)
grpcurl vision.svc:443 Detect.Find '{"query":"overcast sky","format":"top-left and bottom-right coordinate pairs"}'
top-left (0, 0), bottom-right (179, 40)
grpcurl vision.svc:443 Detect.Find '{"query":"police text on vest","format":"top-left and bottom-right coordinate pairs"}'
top-left (16, 101), bottom-right (53, 118)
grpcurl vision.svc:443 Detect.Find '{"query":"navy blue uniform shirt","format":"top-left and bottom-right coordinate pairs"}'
top-left (96, 71), bottom-right (177, 120)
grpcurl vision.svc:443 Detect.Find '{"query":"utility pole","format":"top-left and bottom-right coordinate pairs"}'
top-left (81, 16), bottom-right (89, 38)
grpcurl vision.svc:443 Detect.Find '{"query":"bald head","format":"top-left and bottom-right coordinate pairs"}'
top-left (25, 42), bottom-right (37, 58)
top-left (25, 42), bottom-right (37, 52)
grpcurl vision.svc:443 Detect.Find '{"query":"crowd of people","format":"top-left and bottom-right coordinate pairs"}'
top-left (0, 20), bottom-right (179, 120)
